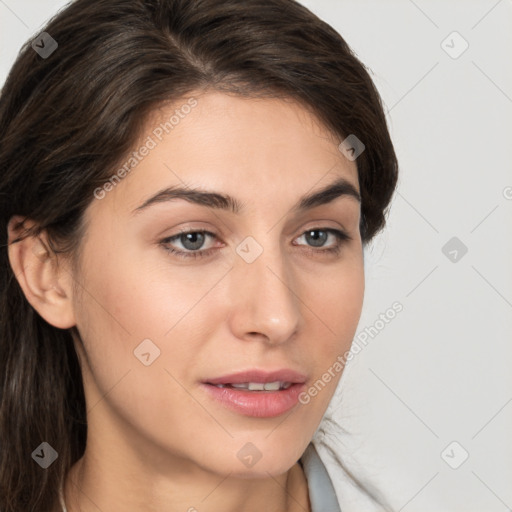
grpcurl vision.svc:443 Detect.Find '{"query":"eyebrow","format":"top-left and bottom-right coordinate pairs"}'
top-left (131, 176), bottom-right (361, 216)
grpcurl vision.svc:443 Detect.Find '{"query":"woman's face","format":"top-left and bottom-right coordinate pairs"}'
top-left (71, 90), bottom-right (364, 478)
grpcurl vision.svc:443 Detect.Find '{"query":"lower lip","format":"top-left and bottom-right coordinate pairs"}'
top-left (201, 383), bottom-right (306, 418)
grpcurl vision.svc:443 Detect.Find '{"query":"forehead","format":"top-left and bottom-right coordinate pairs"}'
top-left (88, 91), bottom-right (359, 220)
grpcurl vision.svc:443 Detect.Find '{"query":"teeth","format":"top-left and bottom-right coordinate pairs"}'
top-left (215, 381), bottom-right (292, 391)
top-left (249, 382), bottom-right (266, 391)
top-left (230, 382), bottom-right (256, 390)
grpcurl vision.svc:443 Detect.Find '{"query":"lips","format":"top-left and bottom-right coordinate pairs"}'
top-left (201, 369), bottom-right (308, 418)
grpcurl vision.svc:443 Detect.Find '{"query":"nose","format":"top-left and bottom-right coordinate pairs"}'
top-left (226, 237), bottom-right (302, 346)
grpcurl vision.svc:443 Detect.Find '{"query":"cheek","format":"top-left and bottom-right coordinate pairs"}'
top-left (72, 237), bottom-right (230, 385)
top-left (303, 254), bottom-right (365, 397)
top-left (78, 224), bottom-right (201, 329)
top-left (310, 252), bottom-right (365, 343)
top-left (71, 244), bottom-right (221, 447)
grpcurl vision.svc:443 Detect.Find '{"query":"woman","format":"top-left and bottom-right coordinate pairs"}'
top-left (0, 0), bottom-right (398, 510)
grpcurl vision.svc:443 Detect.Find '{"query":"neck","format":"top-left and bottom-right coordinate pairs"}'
top-left (63, 448), bottom-right (310, 512)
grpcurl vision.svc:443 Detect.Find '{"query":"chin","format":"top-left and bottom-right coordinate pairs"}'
top-left (197, 437), bottom-right (309, 479)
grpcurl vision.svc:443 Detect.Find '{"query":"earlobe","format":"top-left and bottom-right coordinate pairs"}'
top-left (7, 215), bottom-right (77, 329)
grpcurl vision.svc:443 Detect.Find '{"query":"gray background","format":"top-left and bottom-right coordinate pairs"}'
top-left (1, 1), bottom-right (511, 511)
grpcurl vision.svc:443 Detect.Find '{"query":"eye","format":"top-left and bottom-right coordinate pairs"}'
top-left (160, 227), bottom-right (351, 260)
top-left (160, 230), bottom-right (218, 260)
top-left (293, 228), bottom-right (351, 256)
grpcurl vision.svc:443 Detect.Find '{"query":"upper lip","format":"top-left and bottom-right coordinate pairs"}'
top-left (204, 369), bottom-right (307, 385)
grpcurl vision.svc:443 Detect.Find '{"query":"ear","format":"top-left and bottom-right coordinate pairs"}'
top-left (7, 215), bottom-right (77, 329)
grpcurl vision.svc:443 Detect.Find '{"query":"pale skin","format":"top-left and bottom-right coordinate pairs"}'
top-left (8, 90), bottom-right (364, 512)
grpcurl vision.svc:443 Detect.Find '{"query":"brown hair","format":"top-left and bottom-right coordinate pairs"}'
top-left (0, 0), bottom-right (398, 509)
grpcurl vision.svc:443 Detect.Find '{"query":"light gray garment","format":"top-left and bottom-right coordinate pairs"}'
top-left (300, 442), bottom-right (342, 512)
top-left (58, 443), bottom-right (342, 512)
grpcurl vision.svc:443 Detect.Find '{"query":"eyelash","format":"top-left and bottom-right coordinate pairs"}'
top-left (160, 227), bottom-right (351, 260)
